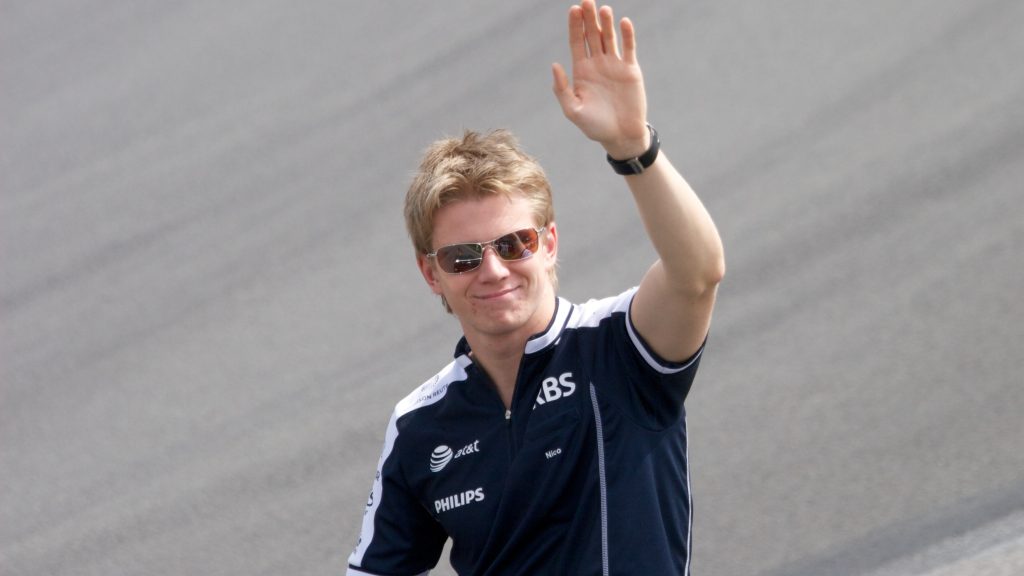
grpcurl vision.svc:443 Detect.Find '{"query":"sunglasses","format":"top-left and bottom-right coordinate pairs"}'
top-left (427, 226), bottom-right (547, 274)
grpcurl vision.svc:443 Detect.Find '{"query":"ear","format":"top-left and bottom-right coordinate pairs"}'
top-left (543, 222), bottom-right (558, 266)
top-left (417, 254), bottom-right (444, 296)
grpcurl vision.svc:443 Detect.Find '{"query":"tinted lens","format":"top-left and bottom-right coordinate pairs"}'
top-left (433, 228), bottom-right (542, 274)
top-left (496, 228), bottom-right (539, 259)
top-left (437, 244), bottom-right (483, 274)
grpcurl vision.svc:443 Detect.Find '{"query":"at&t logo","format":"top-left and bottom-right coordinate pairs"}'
top-left (430, 440), bottom-right (480, 473)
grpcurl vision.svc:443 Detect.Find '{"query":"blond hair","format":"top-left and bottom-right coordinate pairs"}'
top-left (404, 129), bottom-right (555, 256)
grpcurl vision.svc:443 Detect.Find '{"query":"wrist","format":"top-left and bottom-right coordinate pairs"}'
top-left (606, 124), bottom-right (660, 175)
top-left (603, 128), bottom-right (651, 161)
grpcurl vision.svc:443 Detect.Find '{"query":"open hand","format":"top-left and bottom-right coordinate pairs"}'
top-left (552, 0), bottom-right (650, 159)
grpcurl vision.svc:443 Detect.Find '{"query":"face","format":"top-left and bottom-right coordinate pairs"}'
top-left (417, 194), bottom-right (558, 345)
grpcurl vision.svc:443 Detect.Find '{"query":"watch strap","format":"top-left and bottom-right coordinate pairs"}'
top-left (606, 123), bottom-right (660, 175)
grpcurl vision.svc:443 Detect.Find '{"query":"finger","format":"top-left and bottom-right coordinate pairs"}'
top-left (600, 5), bottom-right (619, 58)
top-left (581, 0), bottom-right (603, 56)
top-left (551, 63), bottom-right (578, 118)
top-left (621, 16), bottom-right (637, 63)
top-left (567, 5), bottom-right (586, 63)
top-left (552, 63), bottom-right (569, 95)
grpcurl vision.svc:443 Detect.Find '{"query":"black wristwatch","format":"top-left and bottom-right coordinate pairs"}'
top-left (606, 123), bottom-right (660, 175)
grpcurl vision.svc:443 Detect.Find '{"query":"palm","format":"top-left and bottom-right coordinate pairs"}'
top-left (553, 1), bottom-right (648, 157)
top-left (566, 55), bottom-right (645, 143)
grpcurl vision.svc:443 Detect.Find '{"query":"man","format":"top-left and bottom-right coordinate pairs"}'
top-left (347, 1), bottom-right (724, 574)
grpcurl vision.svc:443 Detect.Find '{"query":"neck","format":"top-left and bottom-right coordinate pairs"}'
top-left (462, 293), bottom-right (557, 409)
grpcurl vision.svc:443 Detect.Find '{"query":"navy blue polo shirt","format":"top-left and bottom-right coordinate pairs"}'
top-left (348, 287), bottom-right (704, 576)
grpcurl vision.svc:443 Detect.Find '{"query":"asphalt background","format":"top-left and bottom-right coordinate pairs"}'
top-left (2, 1), bottom-right (1023, 575)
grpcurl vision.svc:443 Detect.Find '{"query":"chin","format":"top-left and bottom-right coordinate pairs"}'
top-left (460, 306), bottom-right (531, 337)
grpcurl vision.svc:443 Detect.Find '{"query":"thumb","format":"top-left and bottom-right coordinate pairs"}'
top-left (551, 63), bottom-right (577, 117)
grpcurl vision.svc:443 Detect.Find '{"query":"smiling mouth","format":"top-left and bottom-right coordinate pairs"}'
top-left (475, 287), bottom-right (518, 300)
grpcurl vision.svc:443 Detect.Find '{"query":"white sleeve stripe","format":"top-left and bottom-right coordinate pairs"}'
top-left (347, 410), bottom-right (399, 567)
top-left (625, 297), bottom-right (703, 375)
top-left (349, 360), bottom-right (468, 567)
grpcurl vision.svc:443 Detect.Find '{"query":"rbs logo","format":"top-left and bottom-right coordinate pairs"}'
top-left (534, 372), bottom-right (576, 407)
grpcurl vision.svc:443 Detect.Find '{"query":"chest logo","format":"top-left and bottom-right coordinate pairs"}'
top-left (430, 440), bottom-right (480, 473)
top-left (435, 487), bottom-right (485, 514)
top-left (534, 372), bottom-right (576, 408)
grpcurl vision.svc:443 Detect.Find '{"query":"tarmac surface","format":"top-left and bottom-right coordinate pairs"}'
top-left (2, 1), bottom-right (1023, 574)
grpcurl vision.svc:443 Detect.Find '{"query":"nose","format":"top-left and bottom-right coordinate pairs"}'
top-left (475, 246), bottom-right (511, 280)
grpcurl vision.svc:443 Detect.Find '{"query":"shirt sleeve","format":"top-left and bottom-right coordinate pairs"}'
top-left (347, 412), bottom-right (447, 576)
top-left (584, 287), bottom-right (705, 429)
top-left (625, 288), bottom-right (704, 425)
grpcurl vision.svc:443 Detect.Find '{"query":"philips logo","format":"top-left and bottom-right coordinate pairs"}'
top-left (534, 372), bottom-right (576, 408)
top-left (430, 440), bottom-right (480, 473)
top-left (435, 488), bottom-right (485, 513)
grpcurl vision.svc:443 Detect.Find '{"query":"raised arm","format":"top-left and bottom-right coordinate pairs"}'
top-left (553, 0), bottom-right (724, 363)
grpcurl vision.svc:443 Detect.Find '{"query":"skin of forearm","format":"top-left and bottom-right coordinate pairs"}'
top-left (625, 154), bottom-right (725, 296)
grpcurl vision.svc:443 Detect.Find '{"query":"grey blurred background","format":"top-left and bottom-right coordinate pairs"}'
top-left (2, 1), bottom-right (1022, 575)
